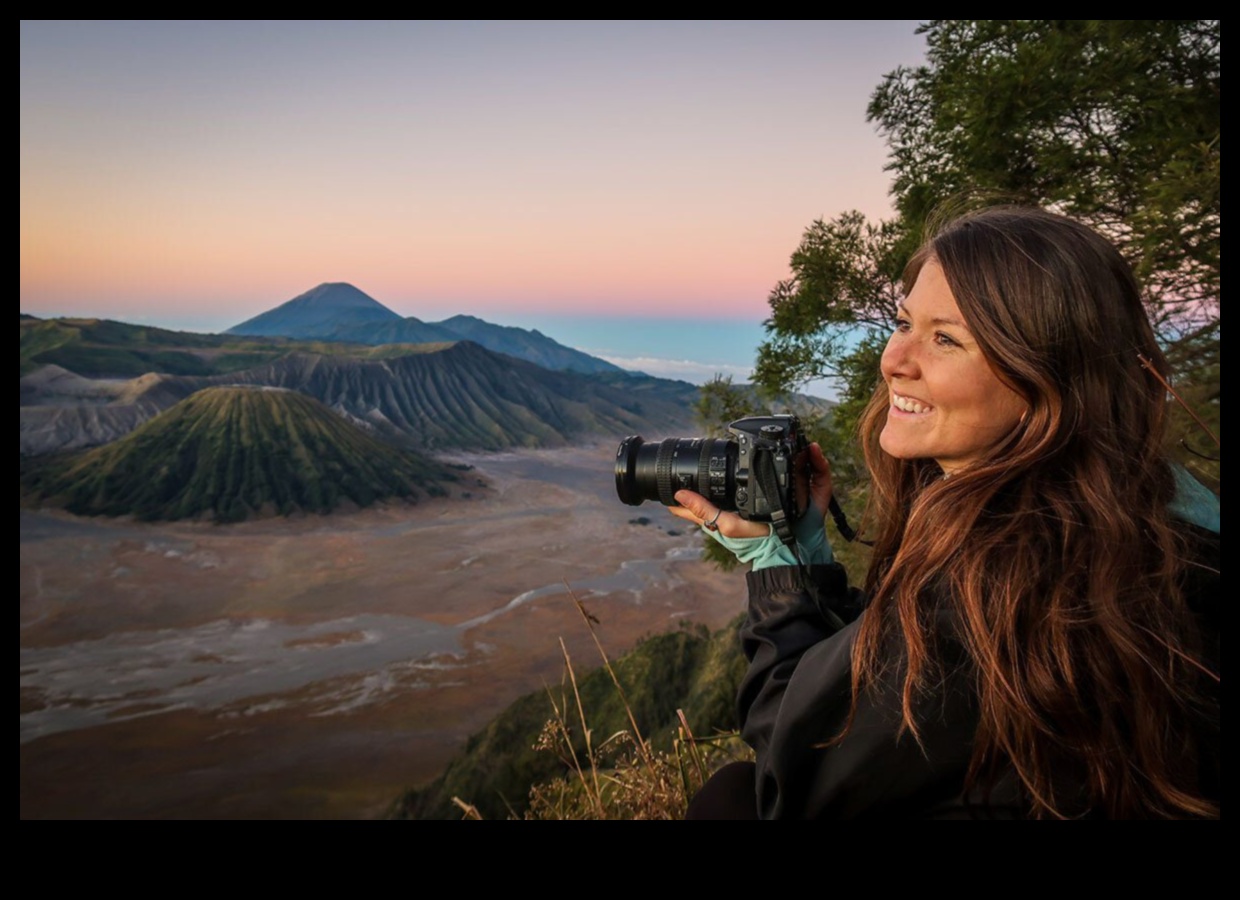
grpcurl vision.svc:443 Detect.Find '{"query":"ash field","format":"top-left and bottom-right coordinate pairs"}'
top-left (20, 443), bottom-right (745, 819)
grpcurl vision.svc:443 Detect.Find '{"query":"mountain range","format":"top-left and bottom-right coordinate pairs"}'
top-left (226, 283), bottom-right (622, 375)
top-left (20, 286), bottom-right (833, 521)
top-left (21, 333), bottom-right (699, 458)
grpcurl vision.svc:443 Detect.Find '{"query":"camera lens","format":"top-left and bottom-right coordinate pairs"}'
top-left (615, 435), bottom-right (736, 508)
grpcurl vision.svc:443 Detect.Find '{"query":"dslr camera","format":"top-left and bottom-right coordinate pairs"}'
top-left (615, 414), bottom-right (808, 545)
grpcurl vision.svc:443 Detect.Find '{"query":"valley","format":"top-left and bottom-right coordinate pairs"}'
top-left (19, 443), bottom-right (747, 819)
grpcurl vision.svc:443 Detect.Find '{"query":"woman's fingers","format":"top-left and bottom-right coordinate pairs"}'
top-left (669, 489), bottom-right (716, 525)
top-left (671, 490), bottom-right (771, 539)
top-left (808, 441), bottom-right (830, 473)
top-left (667, 501), bottom-right (705, 525)
top-left (808, 442), bottom-right (833, 511)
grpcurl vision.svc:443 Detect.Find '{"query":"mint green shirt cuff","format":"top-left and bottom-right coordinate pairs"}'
top-left (699, 500), bottom-right (836, 571)
top-left (701, 525), bottom-right (798, 570)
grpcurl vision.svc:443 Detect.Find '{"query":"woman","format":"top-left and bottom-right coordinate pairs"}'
top-left (672, 206), bottom-right (1220, 819)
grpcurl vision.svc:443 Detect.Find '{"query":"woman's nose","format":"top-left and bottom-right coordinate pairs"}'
top-left (881, 333), bottom-right (919, 381)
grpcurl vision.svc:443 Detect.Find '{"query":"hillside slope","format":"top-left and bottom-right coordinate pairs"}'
top-left (22, 341), bottom-right (699, 456)
top-left (21, 386), bottom-right (459, 522)
top-left (20, 315), bottom-right (288, 378)
top-left (432, 314), bottom-right (621, 374)
top-left (390, 616), bottom-right (747, 820)
top-left (215, 343), bottom-right (695, 451)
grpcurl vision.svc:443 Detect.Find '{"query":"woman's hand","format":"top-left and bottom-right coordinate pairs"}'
top-left (669, 489), bottom-right (771, 538)
top-left (800, 442), bottom-right (834, 520)
top-left (668, 442), bottom-right (834, 538)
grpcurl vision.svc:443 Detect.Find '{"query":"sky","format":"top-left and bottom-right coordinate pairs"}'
top-left (20, 20), bottom-right (928, 395)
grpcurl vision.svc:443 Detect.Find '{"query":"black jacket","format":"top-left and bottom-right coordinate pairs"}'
top-left (737, 525), bottom-right (1220, 819)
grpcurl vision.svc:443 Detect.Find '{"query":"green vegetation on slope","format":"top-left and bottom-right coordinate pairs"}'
top-left (390, 617), bottom-right (748, 820)
top-left (19, 315), bottom-right (442, 379)
top-left (21, 386), bottom-right (458, 523)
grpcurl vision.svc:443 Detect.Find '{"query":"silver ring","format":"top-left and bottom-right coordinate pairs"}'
top-left (702, 509), bottom-right (722, 532)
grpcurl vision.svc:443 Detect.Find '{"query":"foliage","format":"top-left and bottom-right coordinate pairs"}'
top-left (695, 373), bottom-right (836, 439)
top-left (694, 374), bottom-right (754, 439)
top-left (522, 686), bottom-right (749, 821)
top-left (757, 20), bottom-right (1221, 485)
top-left (389, 610), bottom-right (749, 820)
top-left (520, 604), bottom-right (750, 820)
top-left (870, 20), bottom-right (1220, 331)
top-left (1161, 320), bottom-right (1220, 493)
top-left (754, 212), bottom-right (908, 397)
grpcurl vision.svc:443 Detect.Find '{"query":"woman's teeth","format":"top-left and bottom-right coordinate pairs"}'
top-left (892, 393), bottom-right (931, 414)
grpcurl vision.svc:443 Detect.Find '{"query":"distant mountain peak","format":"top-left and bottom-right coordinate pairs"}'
top-left (292, 283), bottom-right (379, 304)
top-left (225, 282), bottom-right (400, 338)
top-left (223, 287), bottom-right (622, 375)
top-left (282, 282), bottom-right (391, 309)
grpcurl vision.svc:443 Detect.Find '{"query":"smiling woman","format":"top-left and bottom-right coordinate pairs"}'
top-left (674, 205), bottom-right (1220, 819)
top-left (879, 259), bottom-right (1027, 474)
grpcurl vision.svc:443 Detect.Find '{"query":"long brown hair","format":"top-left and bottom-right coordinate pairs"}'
top-left (852, 206), bottom-right (1219, 818)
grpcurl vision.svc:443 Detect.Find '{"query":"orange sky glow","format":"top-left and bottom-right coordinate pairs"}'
top-left (22, 21), bottom-right (927, 336)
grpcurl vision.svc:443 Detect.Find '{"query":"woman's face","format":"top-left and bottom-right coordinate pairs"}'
top-left (879, 259), bottom-right (1027, 475)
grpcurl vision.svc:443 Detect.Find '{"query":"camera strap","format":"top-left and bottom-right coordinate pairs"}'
top-left (754, 441), bottom-right (868, 551)
top-left (827, 495), bottom-right (859, 543)
top-left (753, 447), bottom-right (797, 548)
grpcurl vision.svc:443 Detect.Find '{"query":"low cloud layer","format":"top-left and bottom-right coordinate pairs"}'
top-left (595, 354), bottom-right (754, 385)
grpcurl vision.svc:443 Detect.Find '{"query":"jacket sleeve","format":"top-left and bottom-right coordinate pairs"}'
top-left (738, 564), bottom-right (981, 819)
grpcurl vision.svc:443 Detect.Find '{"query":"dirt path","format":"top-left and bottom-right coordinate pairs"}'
top-left (20, 442), bottom-right (746, 819)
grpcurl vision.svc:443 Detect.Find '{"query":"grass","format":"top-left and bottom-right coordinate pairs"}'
top-left (450, 583), bottom-right (751, 820)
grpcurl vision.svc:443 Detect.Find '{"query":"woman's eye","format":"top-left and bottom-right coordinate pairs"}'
top-left (895, 317), bottom-right (911, 333)
top-left (934, 331), bottom-right (960, 348)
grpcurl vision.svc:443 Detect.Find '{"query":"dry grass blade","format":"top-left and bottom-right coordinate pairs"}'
top-left (516, 583), bottom-right (754, 818)
top-left (539, 678), bottom-right (591, 795)
top-left (564, 580), bottom-right (658, 772)
top-left (451, 796), bottom-right (483, 820)
top-left (676, 708), bottom-right (709, 784)
top-left (559, 636), bottom-right (607, 819)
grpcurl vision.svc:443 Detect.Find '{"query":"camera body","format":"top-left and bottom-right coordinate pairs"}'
top-left (615, 413), bottom-right (808, 544)
top-left (726, 414), bottom-right (808, 526)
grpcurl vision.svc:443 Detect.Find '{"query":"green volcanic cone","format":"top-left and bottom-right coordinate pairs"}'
top-left (22, 386), bottom-right (457, 523)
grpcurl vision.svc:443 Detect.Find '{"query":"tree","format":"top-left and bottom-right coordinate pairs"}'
top-left (872, 20), bottom-right (1219, 332)
top-left (753, 212), bottom-right (907, 396)
top-left (757, 20), bottom-right (1220, 484)
top-left (693, 374), bottom-right (754, 438)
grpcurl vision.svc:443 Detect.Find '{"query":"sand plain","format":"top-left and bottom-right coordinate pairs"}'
top-left (20, 442), bottom-right (747, 819)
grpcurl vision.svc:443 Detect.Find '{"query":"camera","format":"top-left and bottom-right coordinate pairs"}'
top-left (615, 414), bottom-right (809, 544)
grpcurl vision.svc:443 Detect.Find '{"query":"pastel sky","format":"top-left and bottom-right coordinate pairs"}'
top-left (21, 21), bottom-right (927, 393)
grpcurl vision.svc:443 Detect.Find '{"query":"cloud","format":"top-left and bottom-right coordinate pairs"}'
top-left (595, 353), bottom-right (754, 385)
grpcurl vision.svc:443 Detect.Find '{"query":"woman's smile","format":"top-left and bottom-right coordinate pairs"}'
top-left (889, 391), bottom-right (933, 415)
